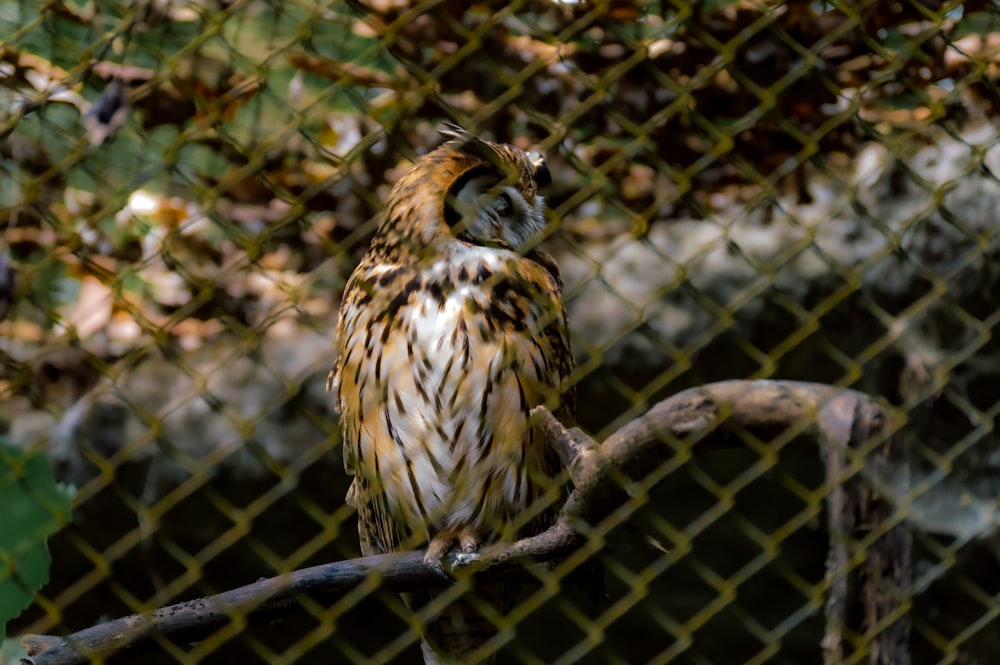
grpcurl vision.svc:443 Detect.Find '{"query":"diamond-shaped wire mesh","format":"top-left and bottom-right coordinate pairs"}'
top-left (2, 0), bottom-right (999, 663)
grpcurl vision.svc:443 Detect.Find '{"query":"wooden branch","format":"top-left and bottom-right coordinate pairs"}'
top-left (19, 524), bottom-right (582, 665)
top-left (558, 380), bottom-right (896, 526)
top-left (21, 379), bottom-right (905, 665)
top-left (820, 393), bottom-right (911, 665)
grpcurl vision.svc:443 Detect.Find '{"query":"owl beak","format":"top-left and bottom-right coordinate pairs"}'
top-left (527, 151), bottom-right (551, 189)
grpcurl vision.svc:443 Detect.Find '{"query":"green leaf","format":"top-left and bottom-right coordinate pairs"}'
top-left (0, 439), bottom-right (74, 649)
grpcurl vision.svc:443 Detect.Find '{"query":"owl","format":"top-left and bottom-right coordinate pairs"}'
top-left (328, 125), bottom-right (574, 664)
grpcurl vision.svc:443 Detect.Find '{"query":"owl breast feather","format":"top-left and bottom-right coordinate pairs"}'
top-left (341, 243), bottom-right (562, 541)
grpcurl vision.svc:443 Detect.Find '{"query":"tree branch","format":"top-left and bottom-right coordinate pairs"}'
top-left (21, 379), bottom-right (903, 665)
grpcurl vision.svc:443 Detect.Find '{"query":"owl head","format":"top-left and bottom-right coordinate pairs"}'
top-left (375, 124), bottom-right (552, 254)
top-left (438, 124), bottom-right (551, 250)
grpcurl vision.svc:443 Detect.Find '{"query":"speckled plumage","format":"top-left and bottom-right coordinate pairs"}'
top-left (328, 127), bottom-right (574, 663)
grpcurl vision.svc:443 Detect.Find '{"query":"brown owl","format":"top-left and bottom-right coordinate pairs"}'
top-left (329, 125), bottom-right (574, 664)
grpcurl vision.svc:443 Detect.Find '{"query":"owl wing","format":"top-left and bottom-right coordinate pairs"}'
top-left (332, 269), bottom-right (411, 556)
top-left (512, 251), bottom-right (576, 540)
top-left (350, 477), bottom-right (406, 556)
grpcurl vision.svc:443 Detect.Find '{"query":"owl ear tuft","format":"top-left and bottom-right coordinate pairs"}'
top-left (439, 122), bottom-right (474, 143)
top-left (439, 123), bottom-right (507, 167)
top-left (440, 123), bottom-right (485, 156)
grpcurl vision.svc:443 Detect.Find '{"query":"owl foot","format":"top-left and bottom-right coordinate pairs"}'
top-left (424, 528), bottom-right (481, 581)
top-left (424, 533), bottom-right (457, 582)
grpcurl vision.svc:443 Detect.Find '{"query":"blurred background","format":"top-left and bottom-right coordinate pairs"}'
top-left (1, 0), bottom-right (999, 663)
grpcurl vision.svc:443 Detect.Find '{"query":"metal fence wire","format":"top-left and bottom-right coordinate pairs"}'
top-left (2, 0), bottom-right (999, 663)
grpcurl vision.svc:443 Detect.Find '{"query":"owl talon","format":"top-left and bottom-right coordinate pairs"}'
top-left (424, 552), bottom-right (455, 582)
top-left (458, 528), bottom-right (479, 554)
top-left (425, 533), bottom-right (458, 582)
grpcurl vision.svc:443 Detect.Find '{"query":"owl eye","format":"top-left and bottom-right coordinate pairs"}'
top-left (528, 151), bottom-right (551, 188)
top-left (534, 162), bottom-right (551, 188)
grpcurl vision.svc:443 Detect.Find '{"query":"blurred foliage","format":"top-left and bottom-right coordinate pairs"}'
top-left (0, 439), bottom-right (74, 648)
top-left (2, 1), bottom-right (999, 368)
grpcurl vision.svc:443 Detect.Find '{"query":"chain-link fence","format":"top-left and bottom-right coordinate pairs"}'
top-left (2, 0), bottom-right (999, 663)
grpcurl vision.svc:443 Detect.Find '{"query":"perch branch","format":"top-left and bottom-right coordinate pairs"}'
top-left (19, 526), bottom-right (582, 665)
top-left (21, 379), bottom-right (900, 665)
